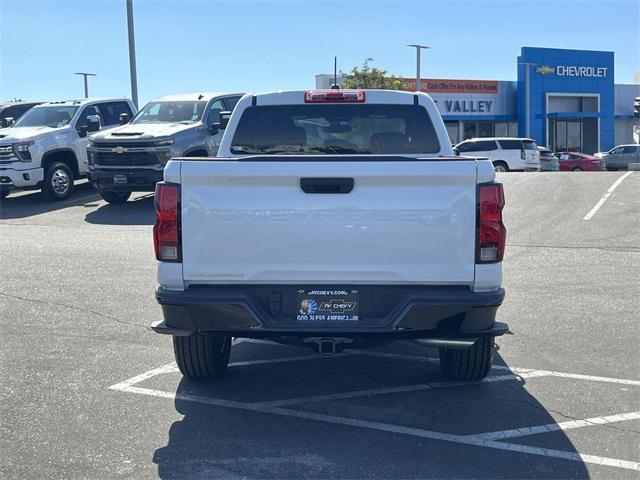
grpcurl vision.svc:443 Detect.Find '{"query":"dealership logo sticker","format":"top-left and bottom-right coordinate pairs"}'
top-left (536, 66), bottom-right (555, 75)
top-left (319, 300), bottom-right (357, 314)
top-left (299, 299), bottom-right (318, 315)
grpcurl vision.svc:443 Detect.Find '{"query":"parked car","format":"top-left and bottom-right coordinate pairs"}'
top-left (0, 98), bottom-right (136, 200)
top-left (557, 152), bottom-right (605, 171)
top-left (455, 137), bottom-right (540, 172)
top-left (87, 92), bottom-right (243, 204)
top-left (152, 89), bottom-right (508, 382)
top-left (0, 101), bottom-right (41, 129)
top-left (537, 146), bottom-right (560, 171)
top-left (596, 145), bottom-right (640, 170)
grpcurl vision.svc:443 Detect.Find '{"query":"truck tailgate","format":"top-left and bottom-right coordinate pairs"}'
top-left (179, 158), bottom-right (478, 285)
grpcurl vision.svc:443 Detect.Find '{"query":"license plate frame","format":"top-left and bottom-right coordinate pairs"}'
top-left (296, 288), bottom-right (359, 321)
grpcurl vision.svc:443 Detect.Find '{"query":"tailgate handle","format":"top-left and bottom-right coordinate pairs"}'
top-left (300, 177), bottom-right (354, 194)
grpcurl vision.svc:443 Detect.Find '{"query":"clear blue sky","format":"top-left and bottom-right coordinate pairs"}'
top-left (1, 0), bottom-right (638, 105)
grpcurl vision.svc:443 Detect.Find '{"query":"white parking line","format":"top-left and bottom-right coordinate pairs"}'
top-left (583, 171), bottom-right (634, 220)
top-left (254, 373), bottom-right (544, 408)
top-left (108, 354), bottom-right (640, 472)
top-left (110, 383), bottom-right (640, 471)
top-left (353, 350), bottom-right (640, 386)
top-left (472, 411), bottom-right (640, 441)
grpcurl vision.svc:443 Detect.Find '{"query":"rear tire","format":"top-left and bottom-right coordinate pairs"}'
top-left (439, 337), bottom-right (494, 381)
top-left (42, 162), bottom-right (74, 200)
top-left (99, 190), bottom-right (131, 204)
top-left (493, 161), bottom-right (509, 172)
top-left (173, 334), bottom-right (231, 379)
top-left (572, 167), bottom-right (583, 172)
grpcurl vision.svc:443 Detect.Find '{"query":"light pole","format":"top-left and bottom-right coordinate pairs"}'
top-left (74, 72), bottom-right (96, 98)
top-left (407, 44), bottom-right (429, 91)
top-left (126, 0), bottom-right (139, 108)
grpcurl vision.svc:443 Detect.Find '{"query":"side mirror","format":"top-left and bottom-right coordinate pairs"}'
top-left (453, 147), bottom-right (460, 156)
top-left (1, 117), bottom-right (15, 128)
top-left (78, 126), bottom-right (88, 138)
top-left (87, 114), bottom-right (101, 133)
top-left (119, 112), bottom-right (130, 125)
top-left (208, 111), bottom-right (232, 135)
top-left (219, 111), bottom-right (232, 130)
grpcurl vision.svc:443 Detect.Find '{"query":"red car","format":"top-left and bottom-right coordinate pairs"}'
top-left (557, 152), bottom-right (606, 171)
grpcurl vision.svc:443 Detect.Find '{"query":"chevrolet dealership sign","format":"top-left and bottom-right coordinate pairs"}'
top-left (536, 65), bottom-right (609, 78)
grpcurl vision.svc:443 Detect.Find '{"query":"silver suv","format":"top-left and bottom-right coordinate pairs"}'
top-left (599, 144), bottom-right (640, 171)
top-left (87, 92), bottom-right (243, 203)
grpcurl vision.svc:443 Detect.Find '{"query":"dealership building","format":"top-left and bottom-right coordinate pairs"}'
top-left (316, 47), bottom-right (640, 153)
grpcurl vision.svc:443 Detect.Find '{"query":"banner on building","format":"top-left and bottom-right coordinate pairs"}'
top-left (402, 78), bottom-right (499, 94)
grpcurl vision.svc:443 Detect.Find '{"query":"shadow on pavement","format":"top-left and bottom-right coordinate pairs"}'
top-left (153, 347), bottom-right (589, 479)
top-left (0, 182), bottom-right (100, 220)
top-left (84, 194), bottom-right (155, 225)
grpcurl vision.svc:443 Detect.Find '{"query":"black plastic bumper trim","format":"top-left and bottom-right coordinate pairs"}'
top-left (154, 285), bottom-right (506, 339)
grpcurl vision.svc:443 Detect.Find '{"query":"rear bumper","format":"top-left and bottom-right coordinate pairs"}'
top-left (153, 285), bottom-right (507, 340)
top-left (89, 168), bottom-right (163, 192)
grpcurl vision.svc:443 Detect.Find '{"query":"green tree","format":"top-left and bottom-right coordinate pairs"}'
top-left (342, 58), bottom-right (404, 90)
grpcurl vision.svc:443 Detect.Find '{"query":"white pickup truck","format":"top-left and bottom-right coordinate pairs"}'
top-left (0, 99), bottom-right (136, 200)
top-left (151, 89), bottom-right (508, 382)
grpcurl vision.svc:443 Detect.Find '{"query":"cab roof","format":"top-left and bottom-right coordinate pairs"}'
top-left (249, 89), bottom-right (428, 106)
top-left (38, 98), bottom-right (131, 107)
top-left (462, 137), bottom-right (535, 142)
top-left (152, 92), bottom-right (243, 102)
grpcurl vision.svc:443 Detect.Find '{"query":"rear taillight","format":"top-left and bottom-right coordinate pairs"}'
top-left (477, 183), bottom-right (506, 263)
top-left (304, 90), bottom-right (366, 103)
top-left (153, 183), bottom-right (181, 262)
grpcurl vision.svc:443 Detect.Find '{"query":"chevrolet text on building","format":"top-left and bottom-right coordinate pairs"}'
top-left (536, 65), bottom-right (609, 78)
top-left (555, 66), bottom-right (608, 78)
top-left (315, 47), bottom-right (639, 153)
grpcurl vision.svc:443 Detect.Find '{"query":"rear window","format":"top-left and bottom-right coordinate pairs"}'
top-left (498, 140), bottom-right (523, 150)
top-left (523, 140), bottom-right (538, 150)
top-left (230, 104), bottom-right (440, 155)
top-left (457, 140), bottom-right (497, 152)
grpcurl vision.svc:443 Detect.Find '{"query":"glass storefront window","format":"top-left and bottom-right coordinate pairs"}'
top-left (462, 120), bottom-right (518, 140)
top-left (550, 118), bottom-right (597, 154)
top-left (495, 122), bottom-right (509, 137)
top-left (477, 121), bottom-right (494, 137)
top-left (444, 121), bottom-right (459, 145)
top-left (463, 122), bottom-right (477, 140)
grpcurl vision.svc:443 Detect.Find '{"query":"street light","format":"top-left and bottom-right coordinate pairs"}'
top-left (407, 44), bottom-right (429, 91)
top-left (126, 0), bottom-right (139, 108)
top-left (74, 72), bottom-right (96, 98)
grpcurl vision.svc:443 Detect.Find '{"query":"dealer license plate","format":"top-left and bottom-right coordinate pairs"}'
top-left (296, 288), bottom-right (359, 321)
top-left (113, 174), bottom-right (128, 184)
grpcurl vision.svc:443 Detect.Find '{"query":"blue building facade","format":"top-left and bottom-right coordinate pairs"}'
top-left (517, 47), bottom-right (615, 153)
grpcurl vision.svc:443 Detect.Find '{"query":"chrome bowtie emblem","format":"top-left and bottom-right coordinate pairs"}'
top-left (112, 146), bottom-right (128, 154)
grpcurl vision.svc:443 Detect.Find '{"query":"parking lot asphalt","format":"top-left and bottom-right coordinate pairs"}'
top-left (1, 172), bottom-right (639, 480)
